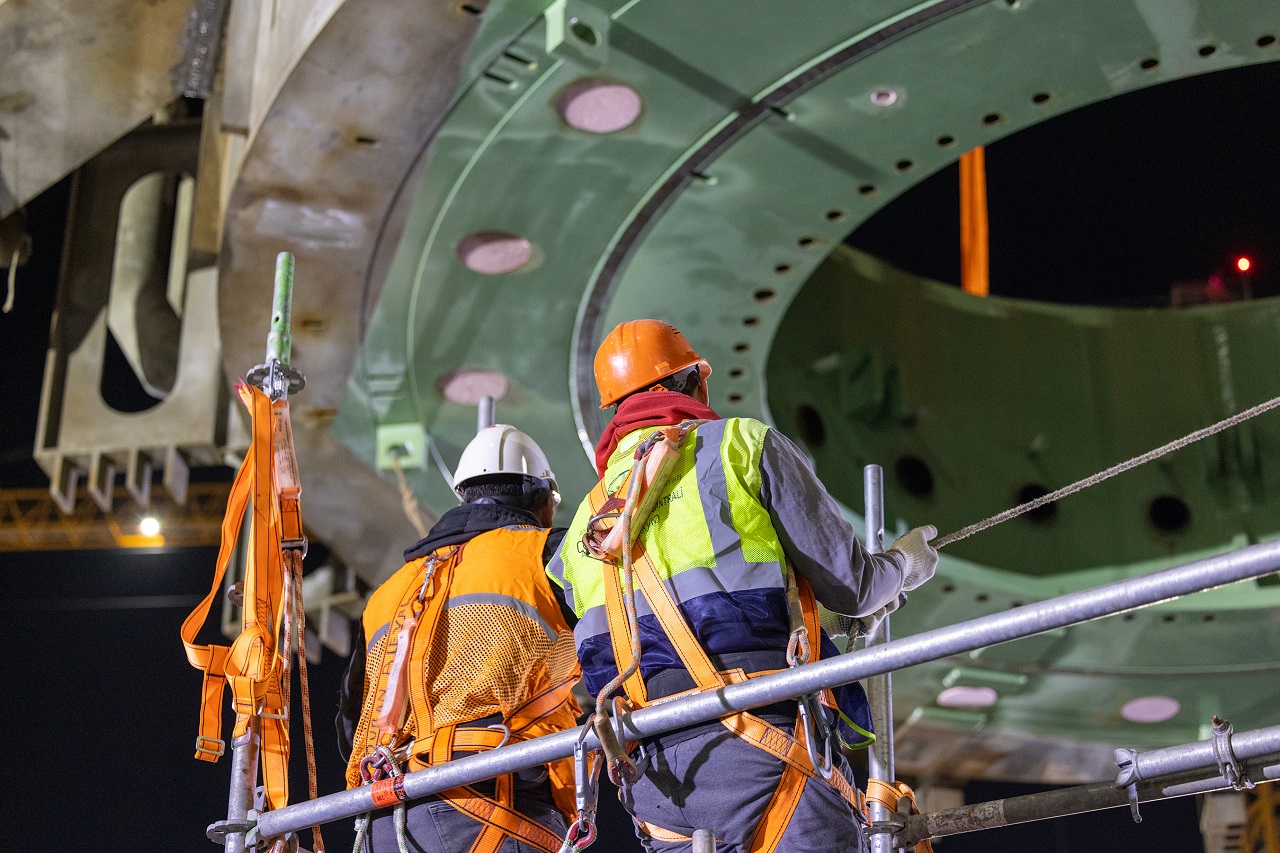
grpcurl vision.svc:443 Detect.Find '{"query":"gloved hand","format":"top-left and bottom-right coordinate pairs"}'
top-left (888, 525), bottom-right (939, 591)
top-left (850, 593), bottom-right (904, 640)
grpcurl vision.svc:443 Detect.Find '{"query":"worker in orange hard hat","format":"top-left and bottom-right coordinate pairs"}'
top-left (337, 425), bottom-right (580, 853)
top-left (548, 318), bottom-right (939, 852)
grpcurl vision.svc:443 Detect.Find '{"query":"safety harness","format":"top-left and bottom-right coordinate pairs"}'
top-left (348, 542), bottom-right (579, 853)
top-left (581, 423), bottom-right (868, 852)
top-left (181, 383), bottom-right (318, 833)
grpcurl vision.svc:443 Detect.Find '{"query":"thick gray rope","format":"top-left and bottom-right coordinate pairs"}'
top-left (932, 393), bottom-right (1280, 549)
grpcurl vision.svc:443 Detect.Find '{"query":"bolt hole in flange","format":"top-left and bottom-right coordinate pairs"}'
top-left (1140, 57), bottom-right (1160, 71)
top-left (1015, 483), bottom-right (1058, 524)
top-left (1198, 44), bottom-right (1218, 57)
top-left (753, 288), bottom-right (776, 302)
top-left (795, 404), bottom-right (827, 449)
top-left (570, 18), bottom-right (598, 45)
top-left (894, 455), bottom-right (935, 499)
top-left (1148, 495), bottom-right (1192, 533)
top-left (1259, 35), bottom-right (1277, 48)
top-left (1031, 92), bottom-right (1051, 105)
top-left (982, 112), bottom-right (1005, 126)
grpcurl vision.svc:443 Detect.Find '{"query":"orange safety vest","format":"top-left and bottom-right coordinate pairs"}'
top-left (346, 526), bottom-right (581, 853)
top-left (584, 472), bottom-right (869, 853)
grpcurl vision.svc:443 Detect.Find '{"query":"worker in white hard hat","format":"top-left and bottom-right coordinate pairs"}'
top-left (337, 424), bottom-right (580, 853)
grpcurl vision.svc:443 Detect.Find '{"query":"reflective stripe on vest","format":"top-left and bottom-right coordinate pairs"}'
top-left (345, 526), bottom-right (578, 790)
top-left (559, 418), bottom-right (788, 622)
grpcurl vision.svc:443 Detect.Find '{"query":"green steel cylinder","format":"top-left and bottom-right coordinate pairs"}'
top-left (266, 251), bottom-right (295, 366)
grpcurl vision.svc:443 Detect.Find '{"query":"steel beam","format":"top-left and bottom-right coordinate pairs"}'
top-left (254, 538), bottom-right (1280, 841)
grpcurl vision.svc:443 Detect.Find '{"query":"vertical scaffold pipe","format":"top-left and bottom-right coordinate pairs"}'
top-left (222, 719), bottom-right (261, 853)
top-left (477, 395), bottom-right (496, 433)
top-left (265, 252), bottom-right (295, 366)
top-left (863, 464), bottom-right (896, 853)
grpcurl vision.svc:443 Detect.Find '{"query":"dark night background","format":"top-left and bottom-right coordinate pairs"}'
top-left (3, 60), bottom-right (1279, 852)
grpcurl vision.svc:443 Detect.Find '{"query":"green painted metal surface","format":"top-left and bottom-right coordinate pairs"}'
top-left (770, 246), bottom-right (1280, 577)
top-left (333, 0), bottom-right (1280, 749)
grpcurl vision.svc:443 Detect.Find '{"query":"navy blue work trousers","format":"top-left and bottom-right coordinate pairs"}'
top-left (623, 727), bottom-right (868, 853)
top-left (365, 782), bottom-right (566, 853)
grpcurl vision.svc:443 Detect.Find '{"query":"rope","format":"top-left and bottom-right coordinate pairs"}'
top-left (933, 393), bottom-right (1280, 549)
top-left (288, 548), bottom-right (327, 853)
top-left (390, 456), bottom-right (431, 539)
top-left (4, 247), bottom-right (17, 313)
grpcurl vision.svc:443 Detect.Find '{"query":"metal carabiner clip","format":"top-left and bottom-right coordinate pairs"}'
top-left (574, 729), bottom-right (602, 824)
top-left (798, 692), bottom-right (835, 781)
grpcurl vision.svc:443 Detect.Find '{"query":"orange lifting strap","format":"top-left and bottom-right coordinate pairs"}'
top-left (181, 383), bottom-right (302, 812)
top-left (960, 145), bottom-right (989, 297)
top-left (585, 470), bottom-right (867, 853)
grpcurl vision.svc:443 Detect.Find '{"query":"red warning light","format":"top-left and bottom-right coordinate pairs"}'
top-left (1237, 257), bottom-right (1252, 273)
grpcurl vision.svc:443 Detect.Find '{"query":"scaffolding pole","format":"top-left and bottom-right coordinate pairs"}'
top-left (254, 537), bottom-right (1280, 842)
top-left (899, 738), bottom-right (1280, 844)
top-left (863, 464), bottom-right (896, 853)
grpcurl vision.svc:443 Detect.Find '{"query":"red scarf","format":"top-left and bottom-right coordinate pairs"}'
top-left (594, 390), bottom-right (721, 476)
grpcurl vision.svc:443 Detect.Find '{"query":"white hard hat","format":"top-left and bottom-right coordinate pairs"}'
top-left (452, 424), bottom-right (559, 503)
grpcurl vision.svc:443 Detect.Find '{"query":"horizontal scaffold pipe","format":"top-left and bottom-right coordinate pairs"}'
top-left (899, 744), bottom-right (1280, 844)
top-left (256, 539), bottom-right (1280, 841)
top-left (1116, 723), bottom-right (1280, 787)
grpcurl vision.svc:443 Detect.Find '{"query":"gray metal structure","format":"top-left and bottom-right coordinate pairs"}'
top-left (246, 536), bottom-right (1280, 844)
top-left (863, 464), bottom-right (897, 853)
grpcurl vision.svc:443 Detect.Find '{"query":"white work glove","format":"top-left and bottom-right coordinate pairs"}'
top-left (849, 594), bottom-right (904, 640)
top-left (888, 525), bottom-right (939, 591)
top-left (821, 596), bottom-right (903, 642)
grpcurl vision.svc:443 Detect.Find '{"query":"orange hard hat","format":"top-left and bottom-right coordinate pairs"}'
top-left (594, 320), bottom-right (712, 408)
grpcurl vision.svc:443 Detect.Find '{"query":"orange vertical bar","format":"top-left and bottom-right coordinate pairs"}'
top-left (960, 146), bottom-right (989, 296)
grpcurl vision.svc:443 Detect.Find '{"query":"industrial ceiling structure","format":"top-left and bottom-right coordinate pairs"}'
top-left (5, 0), bottom-right (1279, 788)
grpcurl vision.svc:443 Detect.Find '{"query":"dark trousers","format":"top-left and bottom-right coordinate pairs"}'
top-left (366, 780), bottom-right (566, 853)
top-left (623, 727), bottom-right (867, 853)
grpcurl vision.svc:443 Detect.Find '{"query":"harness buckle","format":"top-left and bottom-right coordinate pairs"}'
top-left (195, 735), bottom-right (226, 758)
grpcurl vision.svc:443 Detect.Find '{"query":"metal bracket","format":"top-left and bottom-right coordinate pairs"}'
top-left (245, 360), bottom-right (305, 402)
top-left (867, 817), bottom-right (907, 837)
top-left (1211, 715), bottom-right (1255, 791)
top-left (1125, 780), bottom-right (1143, 824)
top-left (544, 0), bottom-right (611, 68)
top-left (1113, 747), bottom-right (1139, 788)
top-left (206, 818), bottom-right (255, 844)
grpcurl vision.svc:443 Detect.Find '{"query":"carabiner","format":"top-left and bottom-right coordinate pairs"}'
top-left (798, 692), bottom-right (835, 781)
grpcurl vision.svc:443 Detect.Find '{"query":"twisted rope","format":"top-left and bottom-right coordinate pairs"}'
top-left (934, 393), bottom-right (1280, 549)
top-left (287, 548), bottom-right (326, 853)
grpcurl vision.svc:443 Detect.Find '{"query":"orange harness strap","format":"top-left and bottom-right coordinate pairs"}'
top-left (405, 725), bottom-right (563, 853)
top-left (182, 384), bottom-right (295, 811)
top-left (600, 519), bottom-right (864, 852)
top-left (865, 780), bottom-right (934, 853)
